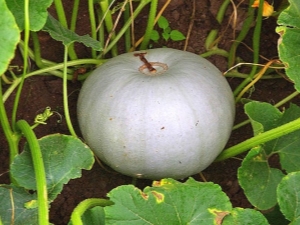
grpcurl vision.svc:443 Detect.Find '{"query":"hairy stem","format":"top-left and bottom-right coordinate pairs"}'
top-left (215, 116), bottom-right (300, 161)
top-left (139, 0), bottom-right (158, 50)
top-left (16, 120), bottom-right (49, 225)
top-left (88, 0), bottom-right (97, 58)
top-left (53, 0), bottom-right (78, 60)
top-left (11, 0), bottom-right (30, 130)
top-left (63, 45), bottom-right (77, 137)
top-left (3, 59), bottom-right (104, 102)
top-left (99, 0), bottom-right (118, 56)
top-left (70, 198), bottom-right (113, 225)
top-left (204, 0), bottom-right (231, 50)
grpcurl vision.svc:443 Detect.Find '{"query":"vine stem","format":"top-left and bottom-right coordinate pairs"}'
top-left (139, 0), bottom-right (158, 50)
top-left (235, 60), bottom-right (278, 102)
top-left (204, 0), bottom-right (231, 50)
top-left (2, 59), bottom-right (104, 102)
top-left (233, 0), bottom-right (263, 97)
top-left (227, 1), bottom-right (255, 68)
top-left (53, 0), bottom-right (78, 60)
top-left (11, 0), bottom-right (30, 130)
top-left (16, 120), bottom-right (49, 225)
top-left (63, 45), bottom-right (77, 137)
top-left (99, 0), bottom-right (118, 56)
top-left (88, 0), bottom-right (97, 58)
top-left (131, 0), bottom-right (171, 50)
top-left (100, 0), bottom-right (151, 56)
top-left (215, 116), bottom-right (300, 162)
top-left (232, 90), bottom-right (300, 130)
top-left (70, 198), bottom-right (113, 225)
top-left (0, 80), bottom-right (19, 182)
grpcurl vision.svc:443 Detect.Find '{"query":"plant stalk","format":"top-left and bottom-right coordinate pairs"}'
top-left (88, 0), bottom-right (97, 58)
top-left (63, 45), bottom-right (77, 137)
top-left (139, 0), bottom-right (158, 50)
top-left (70, 198), bottom-right (113, 225)
top-left (53, 0), bottom-right (78, 60)
top-left (204, 0), bottom-right (231, 50)
top-left (11, 0), bottom-right (30, 130)
top-left (101, 0), bottom-right (151, 56)
top-left (2, 59), bottom-right (104, 102)
top-left (215, 116), bottom-right (300, 161)
top-left (99, 0), bottom-right (118, 56)
top-left (16, 120), bottom-right (49, 225)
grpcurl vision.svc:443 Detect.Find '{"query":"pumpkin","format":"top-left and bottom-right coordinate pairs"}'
top-left (77, 48), bottom-right (235, 180)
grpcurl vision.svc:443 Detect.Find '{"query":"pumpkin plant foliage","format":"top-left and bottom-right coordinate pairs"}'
top-left (2, 0), bottom-right (300, 224)
top-left (72, 178), bottom-right (268, 225)
top-left (276, 0), bottom-right (300, 92)
top-left (0, 134), bottom-right (95, 224)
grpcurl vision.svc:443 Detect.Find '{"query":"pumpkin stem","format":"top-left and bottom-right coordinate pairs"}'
top-left (134, 53), bottom-right (157, 73)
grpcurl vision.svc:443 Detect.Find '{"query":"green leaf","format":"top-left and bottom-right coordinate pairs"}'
top-left (157, 16), bottom-right (169, 30)
top-left (222, 208), bottom-right (269, 225)
top-left (245, 102), bottom-right (300, 171)
top-left (0, 0), bottom-right (20, 76)
top-left (239, 102), bottom-right (300, 210)
top-left (162, 32), bottom-right (170, 41)
top-left (0, 185), bottom-right (38, 225)
top-left (150, 30), bottom-right (160, 41)
top-left (170, 30), bottom-right (186, 41)
top-left (264, 205), bottom-right (289, 225)
top-left (238, 146), bottom-right (285, 210)
top-left (277, 171), bottom-right (300, 223)
top-left (10, 134), bottom-right (94, 202)
top-left (277, 0), bottom-right (300, 28)
top-left (245, 102), bottom-right (282, 136)
top-left (104, 178), bottom-right (232, 224)
top-left (43, 14), bottom-right (102, 50)
top-left (276, 0), bottom-right (300, 92)
top-left (5, 0), bottom-right (53, 31)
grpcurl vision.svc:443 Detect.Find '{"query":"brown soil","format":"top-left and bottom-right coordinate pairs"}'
top-left (1, 0), bottom-right (297, 224)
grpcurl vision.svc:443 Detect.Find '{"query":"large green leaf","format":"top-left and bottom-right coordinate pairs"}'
top-left (276, 0), bottom-right (300, 92)
top-left (10, 134), bottom-right (94, 202)
top-left (5, 0), bottom-right (52, 31)
top-left (238, 146), bottom-right (284, 210)
top-left (43, 14), bottom-right (102, 50)
top-left (277, 171), bottom-right (300, 224)
top-left (104, 178), bottom-right (269, 224)
top-left (238, 102), bottom-right (300, 210)
top-left (0, 0), bottom-right (20, 76)
top-left (0, 185), bottom-right (38, 225)
top-left (105, 178), bottom-right (232, 224)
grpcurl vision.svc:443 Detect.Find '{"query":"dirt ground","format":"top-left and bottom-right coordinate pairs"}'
top-left (0, 0), bottom-right (297, 224)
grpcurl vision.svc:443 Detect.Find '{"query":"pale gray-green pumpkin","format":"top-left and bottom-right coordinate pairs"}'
top-left (77, 48), bottom-right (235, 180)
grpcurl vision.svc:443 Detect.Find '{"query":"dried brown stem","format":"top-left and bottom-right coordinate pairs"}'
top-left (134, 53), bottom-right (156, 73)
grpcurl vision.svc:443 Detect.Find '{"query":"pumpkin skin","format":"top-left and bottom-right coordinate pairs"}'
top-left (77, 48), bottom-right (235, 180)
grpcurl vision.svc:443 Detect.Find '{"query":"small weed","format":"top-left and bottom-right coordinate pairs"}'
top-left (150, 16), bottom-right (186, 43)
